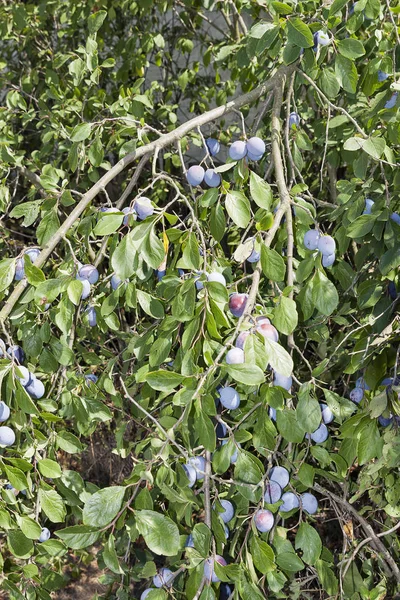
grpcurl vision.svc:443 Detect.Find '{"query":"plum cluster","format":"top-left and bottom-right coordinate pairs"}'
top-left (254, 466), bottom-right (319, 533)
top-left (350, 375), bottom-right (400, 427)
top-left (186, 136), bottom-right (266, 188)
top-left (0, 342), bottom-right (46, 447)
top-left (363, 197), bottom-right (400, 226)
top-left (303, 229), bottom-right (336, 267)
top-left (14, 247), bottom-right (41, 281)
top-left (0, 345), bottom-right (50, 544)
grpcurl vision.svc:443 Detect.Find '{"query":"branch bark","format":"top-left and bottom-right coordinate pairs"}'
top-left (0, 64), bottom-right (296, 324)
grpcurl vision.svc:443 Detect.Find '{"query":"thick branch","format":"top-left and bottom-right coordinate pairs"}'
top-left (0, 64), bottom-right (296, 323)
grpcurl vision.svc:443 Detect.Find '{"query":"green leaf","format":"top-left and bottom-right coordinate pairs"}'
top-left (137, 290), bottom-right (164, 319)
top-left (135, 510), bottom-right (180, 556)
top-left (210, 203), bottom-right (225, 242)
top-left (0, 258), bottom-right (16, 292)
top-left (38, 459), bottom-right (62, 479)
top-left (362, 137), bottom-right (386, 160)
top-left (23, 257), bottom-right (45, 287)
top-left (18, 516), bottom-right (42, 540)
top-left (380, 246), bottom-right (400, 275)
top-left (249, 171), bottom-right (273, 210)
top-left (70, 122), bottom-right (92, 142)
top-left (88, 10), bottom-right (107, 33)
top-left (36, 209), bottom-right (60, 245)
top-left (146, 370), bottom-right (185, 392)
top-left (83, 486), bottom-right (126, 528)
top-left (273, 296), bottom-right (298, 335)
top-left (39, 489), bottom-right (66, 523)
top-left (335, 55), bottom-right (358, 94)
top-left (9, 201), bottom-right (41, 227)
top-left (323, 389), bottom-right (357, 419)
top-left (142, 225), bottom-right (165, 270)
top-left (225, 363), bottom-right (264, 385)
top-left (35, 278), bottom-right (65, 305)
top-left (261, 245), bottom-right (286, 281)
top-left (4, 465), bottom-right (29, 491)
top-left (276, 551), bottom-right (304, 572)
top-left (295, 522), bottom-right (322, 565)
top-left (7, 530), bottom-right (34, 559)
top-left (286, 18), bottom-right (314, 48)
top-left (316, 560), bottom-right (339, 595)
top-left (94, 212), bottom-right (124, 235)
top-left (249, 536), bottom-right (275, 574)
top-left (103, 534), bottom-right (124, 574)
top-left (56, 431), bottom-right (84, 453)
top-left (56, 525), bottom-right (100, 549)
top-left (181, 232), bottom-right (201, 270)
top-left (225, 191), bottom-right (251, 228)
top-left (112, 231), bottom-right (137, 279)
top-left (319, 69), bottom-right (340, 98)
top-left (276, 409), bottom-right (305, 443)
top-left (311, 271), bottom-right (338, 316)
top-left (67, 280), bottom-right (83, 306)
top-left (336, 38), bottom-right (365, 60)
top-left (329, 0), bottom-right (349, 15)
top-left (297, 387), bottom-right (322, 433)
top-left (346, 215), bottom-right (376, 238)
top-left (197, 411), bottom-right (216, 451)
top-left (264, 338), bottom-right (293, 378)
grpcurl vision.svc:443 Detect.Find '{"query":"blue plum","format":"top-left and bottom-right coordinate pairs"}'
top-left (246, 137), bottom-right (265, 157)
top-left (186, 165), bottom-right (205, 186)
top-left (264, 481), bottom-right (282, 504)
top-left (269, 466), bottom-right (289, 488)
top-left (229, 141), bottom-right (247, 161)
top-left (225, 348), bottom-right (245, 365)
top-left (0, 402), bottom-right (10, 422)
top-left (289, 112), bottom-right (300, 128)
top-left (218, 386), bottom-right (240, 410)
top-left (253, 509), bottom-right (274, 532)
top-left (280, 492), bottom-right (299, 512)
top-left (153, 568), bottom-right (174, 588)
top-left (206, 138), bottom-right (220, 156)
top-left (229, 293), bottom-right (248, 317)
top-left (301, 493), bottom-right (318, 514)
top-left (204, 169), bottom-right (221, 188)
top-left (77, 264), bottom-right (99, 284)
top-left (7, 345), bottom-right (24, 363)
top-left (204, 555), bottom-right (227, 583)
top-left (0, 426), bottom-right (15, 446)
top-left (39, 527), bottom-right (51, 542)
top-left (134, 197), bottom-right (154, 220)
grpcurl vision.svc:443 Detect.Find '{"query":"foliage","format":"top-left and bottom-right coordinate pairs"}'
top-left (0, 0), bottom-right (400, 599)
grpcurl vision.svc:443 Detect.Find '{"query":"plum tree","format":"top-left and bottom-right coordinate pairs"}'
top-left (1, 2), bottom-right (400, 598)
